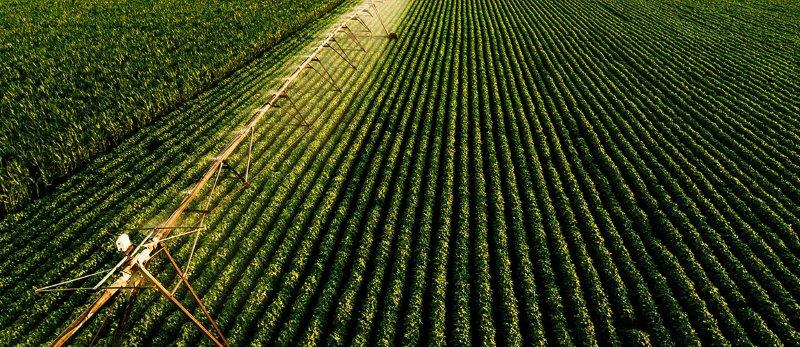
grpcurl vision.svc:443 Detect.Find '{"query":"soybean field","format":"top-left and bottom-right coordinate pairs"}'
top-left (1, 0), bottom-right (800, 345)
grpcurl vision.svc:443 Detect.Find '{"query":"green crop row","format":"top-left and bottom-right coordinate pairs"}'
top-left (2, 0), bottom-right (799, 344)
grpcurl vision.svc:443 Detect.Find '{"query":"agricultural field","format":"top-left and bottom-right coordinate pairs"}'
top-left (0, 0), bottom-right (345, 212)
top-left (1, 0), bottom-right (800, 345)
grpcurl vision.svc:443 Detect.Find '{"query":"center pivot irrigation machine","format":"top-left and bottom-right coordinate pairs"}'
top-left (34, 2), bottom-right (398, 345)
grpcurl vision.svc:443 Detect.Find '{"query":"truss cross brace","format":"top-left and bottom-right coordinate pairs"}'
top-left (323, 40), bottom-right (358, 70)
top-left (275, 94), bottom-right (311, 126)
top-left (366, 4), bottom-right (391, 36)
top-left (352, 14), bottom-right (373, 35)
top-left (306, 59), bottom-right (342, 92)
top-left (341, 25), bottom-right (367, 52)
top-left (245, 126), bottom-right (254, 182)
top-left (136, 262), bottom-right (227, 347)
top-left (162, 246), bottom-right (230, 346)
top-left (221, 160), bottom-right (250, 186)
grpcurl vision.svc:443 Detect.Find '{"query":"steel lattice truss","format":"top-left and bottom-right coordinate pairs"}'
top-left (34, 2), bottom-right (396, 345)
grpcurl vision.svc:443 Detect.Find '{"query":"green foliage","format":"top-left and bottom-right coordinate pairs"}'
top-left (0, 0), bottom-right (345, 212)
top-left (2, 0), bottom-right (800, 344)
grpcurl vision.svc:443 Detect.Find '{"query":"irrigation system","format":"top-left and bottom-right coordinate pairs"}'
top-left (34, 2), bottom-right (397, 345)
